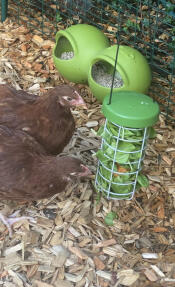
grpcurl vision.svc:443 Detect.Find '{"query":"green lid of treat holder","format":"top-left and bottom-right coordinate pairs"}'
top-left (102, 91), bottom-right (160, 128)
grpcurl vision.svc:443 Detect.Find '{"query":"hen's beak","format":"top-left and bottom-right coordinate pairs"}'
top-left (72, 91), bottom-right (87, 109)
top-left (79, 164), bottom-right (92, 177)
top-left (70, 165), bottom-right (92, 177)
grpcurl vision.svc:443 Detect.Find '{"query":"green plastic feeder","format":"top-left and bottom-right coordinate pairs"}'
top-left (88, 45), bottom-right (152, 102)
top-left (53, 24), bottom-right (110, 84)
top-left (95, 91), bottom-right (159, 200)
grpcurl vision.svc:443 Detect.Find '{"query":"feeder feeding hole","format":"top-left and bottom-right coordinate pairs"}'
top-left (55, 37), bottom-right (74, 60)
top-left (91, 61), bottom-right (123, 88)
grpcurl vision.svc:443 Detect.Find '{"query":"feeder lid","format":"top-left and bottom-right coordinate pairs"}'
top-left (102, 91), bottom-right (159, 128)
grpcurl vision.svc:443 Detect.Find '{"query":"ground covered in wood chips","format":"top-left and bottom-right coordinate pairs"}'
top-left (0, 18), bottom-right (175, 287)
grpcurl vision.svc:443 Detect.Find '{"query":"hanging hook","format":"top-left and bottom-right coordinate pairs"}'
top-left (108, 23), bottom-right (121, 105)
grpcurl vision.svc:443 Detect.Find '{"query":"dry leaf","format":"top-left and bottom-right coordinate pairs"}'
top-left (95, 239), bottom-right (117, 248)
top-left (157, 204), bottom-right (165, 219)
top-left (153, 227), bottom-right (167, 232)
top-left (144, 269), bottom-right (158, 282)
top-left (150, 265), bottom-right (165, 278)
top-left (117, 269), bottom-right (139, 286)
top-left (54, 279), bottom-right (73, 287)
top-left (68, 246), bottom-right (88, 260)
top-left (34, 280), bottom-right (54, 287)
top-left (32, 35), bottom-right (44, 46)
top-left (93, 256), bottom-right (105, 270)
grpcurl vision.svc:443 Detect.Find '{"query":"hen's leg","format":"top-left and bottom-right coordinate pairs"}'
top-left (0, 211), bottom-right (35, 237)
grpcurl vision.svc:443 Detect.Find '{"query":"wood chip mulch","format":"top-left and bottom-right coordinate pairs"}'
top-left (0, 19), bottom-right (175, 287)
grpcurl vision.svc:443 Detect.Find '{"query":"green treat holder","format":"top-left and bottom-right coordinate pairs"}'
top-left (53, 24), bottom-right (110, 84)
top-left (95, 91), bottom-right (159, 200)
top-left (88, 45), bottom-right (152, 102)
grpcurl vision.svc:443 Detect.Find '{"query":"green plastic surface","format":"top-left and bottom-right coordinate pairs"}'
top-left (102, 91), bottom-right (160, 128)
top-left (88, 45), bottom-right (152, 102)
top-left (53, 24), bottom-right (110, 84)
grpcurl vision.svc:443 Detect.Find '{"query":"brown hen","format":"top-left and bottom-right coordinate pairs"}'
top-left (0, 84), bottom-right (86, 155)
top-left (0, 125), bottom-right (91, 236)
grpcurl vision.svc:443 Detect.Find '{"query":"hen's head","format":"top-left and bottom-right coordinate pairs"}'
top-left (56, 156), bottom-right (91, 181)
top-left (52, 85), bottom-right (86, 108)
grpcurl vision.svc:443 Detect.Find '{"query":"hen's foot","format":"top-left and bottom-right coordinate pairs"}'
top-left (0, 211), bottom-right (35, 237)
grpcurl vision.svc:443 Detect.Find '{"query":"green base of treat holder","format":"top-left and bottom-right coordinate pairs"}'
top-left (95, 91), bottom-right (159, 200)
top-left (88, 45), bottom-right (152, 102)
top-left (53, 24), bottom-right (110, 84)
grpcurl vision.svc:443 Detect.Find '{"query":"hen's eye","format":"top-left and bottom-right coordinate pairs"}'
top-left (63, 96), bottom-right (72, 101)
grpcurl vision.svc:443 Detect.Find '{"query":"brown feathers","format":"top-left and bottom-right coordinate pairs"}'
top-left (0, 85), bottom-right (90, 202)
top-left (0, 84), bottom-right (85, 155)
top-left (0, 126), bottom-right (91, 201)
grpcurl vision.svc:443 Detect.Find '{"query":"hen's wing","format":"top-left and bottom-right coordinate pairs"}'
top-left (0, 84), bottom-right (37, 126)
top-left (30, 94), bottom-right (76, 155)
top-left (0, 125), bottom-right (46, 178)
top-left (0, 125), bottom-right (47, 200)
top-left (0, 84), bottom-right (37, 102)
top-left (0, 125), bottom-right (46, 156)
top-left (0, 125), bottom-right (67, 201)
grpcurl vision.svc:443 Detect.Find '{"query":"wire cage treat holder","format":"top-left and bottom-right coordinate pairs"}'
top-left (95, 121), bottom-right (149, 200)
top-left (95, 91), bottom-right (160, 200)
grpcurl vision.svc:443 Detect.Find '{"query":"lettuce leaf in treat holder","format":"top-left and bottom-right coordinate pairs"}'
top-left (97, 125), bottom-right (108, 139)
top-left (111, 172), bottom-right (133, 198)
top-left (97, 125), bottom-right (104, 136)
top-left (115, 141), bottom-right (136, 163)
top-left (129, 151), bottom-right (142, 161)
top-left (106, 122), bottom-right (144, 140)
top-left (102, 140), bottom-right (137, 164)
top-left (96, 150), bottom-right (110, 163)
